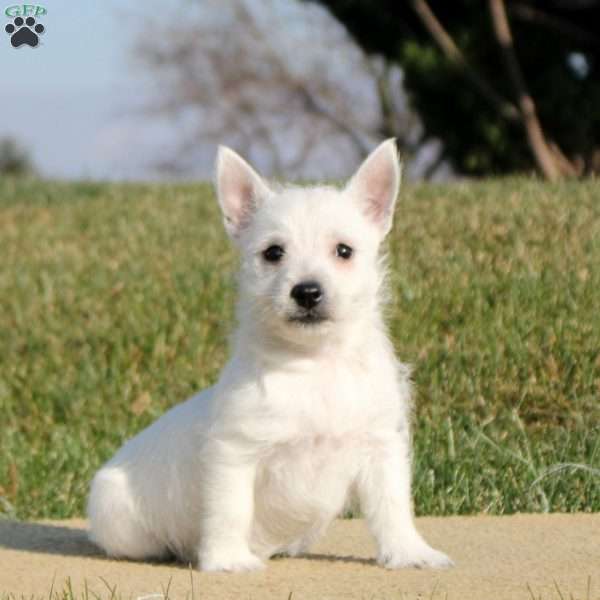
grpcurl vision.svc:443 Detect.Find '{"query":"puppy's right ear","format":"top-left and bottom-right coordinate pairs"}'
top-left (215, 146), bottom-right (272, 239)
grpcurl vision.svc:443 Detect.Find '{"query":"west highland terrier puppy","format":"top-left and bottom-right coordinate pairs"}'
top-left (87, 139), bottom-right (452, 572)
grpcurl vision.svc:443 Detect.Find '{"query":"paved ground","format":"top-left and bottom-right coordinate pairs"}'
top-left (0, 514), bottom-right (598, 599)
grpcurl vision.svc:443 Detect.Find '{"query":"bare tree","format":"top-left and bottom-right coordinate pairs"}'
top-left (131, 0), bottom-right (434, 179)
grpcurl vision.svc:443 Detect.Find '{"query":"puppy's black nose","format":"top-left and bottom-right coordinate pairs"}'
top-left (291, 281), bottom-right (323, 309)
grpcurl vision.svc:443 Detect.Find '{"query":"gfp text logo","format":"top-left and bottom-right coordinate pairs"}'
top-left (5, 4), bottom-right (46, 17)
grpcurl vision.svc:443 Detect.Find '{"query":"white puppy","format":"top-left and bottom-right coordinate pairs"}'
top-left (87, 140), bottom-right (452, 572)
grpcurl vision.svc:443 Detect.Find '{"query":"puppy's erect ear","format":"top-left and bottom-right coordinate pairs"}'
top-left (215, 146), bottom-right (272, 239)
top-left (345, 139), bottom-right (401, 237)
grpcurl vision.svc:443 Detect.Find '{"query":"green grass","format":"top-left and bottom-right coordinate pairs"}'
top-left (0, 176), bottom-right (598, 519)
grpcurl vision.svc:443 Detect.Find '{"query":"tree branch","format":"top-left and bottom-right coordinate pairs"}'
top-left (409, 0), bottom-right (520, 122)
top-left (509, 3), bottom-right (600, 47)
top-left (488, 0), bottom-right (562, 180)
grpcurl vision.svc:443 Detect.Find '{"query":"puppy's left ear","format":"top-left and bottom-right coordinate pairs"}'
top-left (215, 146), bottom-right (273, 239)
top-left (345, 138), bottom-right (401, 237)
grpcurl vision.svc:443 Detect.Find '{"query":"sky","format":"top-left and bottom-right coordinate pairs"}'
top-left (0, 0), bottom-right (153, 180)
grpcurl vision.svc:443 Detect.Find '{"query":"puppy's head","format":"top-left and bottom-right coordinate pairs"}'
top-left (215, 140), bottom-right (401, 349)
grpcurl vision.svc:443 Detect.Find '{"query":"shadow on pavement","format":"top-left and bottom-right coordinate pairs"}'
top-left (0, 520), bottom-right (374, 567)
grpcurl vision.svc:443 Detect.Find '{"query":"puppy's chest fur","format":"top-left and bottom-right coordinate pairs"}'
top-left (236, 353), bottom-right (408, 554)
top-left (251, 346), bottom-right (408, 432)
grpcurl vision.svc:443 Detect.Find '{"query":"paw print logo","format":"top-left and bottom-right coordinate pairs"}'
top-left (5, 16), bottom-right (45, 48)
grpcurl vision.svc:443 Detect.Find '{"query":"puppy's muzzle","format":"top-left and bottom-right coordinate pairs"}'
top-left (290, 281), bottom-right (323, 310)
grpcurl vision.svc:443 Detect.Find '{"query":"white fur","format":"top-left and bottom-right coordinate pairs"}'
top-left (87, 139), bottom-right (452, 572)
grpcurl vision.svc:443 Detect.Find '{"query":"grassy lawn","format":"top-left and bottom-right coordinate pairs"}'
top-left (0, 176), bottom-right (598, 520)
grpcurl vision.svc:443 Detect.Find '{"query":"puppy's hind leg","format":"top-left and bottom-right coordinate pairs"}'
top-left (87, 467), bottom-right (169, 561)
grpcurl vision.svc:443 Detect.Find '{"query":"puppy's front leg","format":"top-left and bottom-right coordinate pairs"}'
top-left (198, 450), bottom-right (263, 572)
top-left (357, 432), bottom-right (452, 569)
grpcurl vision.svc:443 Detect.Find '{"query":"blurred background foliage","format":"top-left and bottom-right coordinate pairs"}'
top-left (311, 0), bottom-right (600, 177)
top-left (0, 137), bottom-right (35, 177)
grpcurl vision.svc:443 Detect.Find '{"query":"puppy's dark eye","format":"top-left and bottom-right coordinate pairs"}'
top-left (263, 245), bottom-right (285, 263)
top-left (336, 243), bottom-right (353, 260)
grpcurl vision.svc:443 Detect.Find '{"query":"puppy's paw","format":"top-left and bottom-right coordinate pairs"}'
top-left (199, 547), bottom-right (265, 572)
top-left (378, 541), bottom-right (453, 570)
